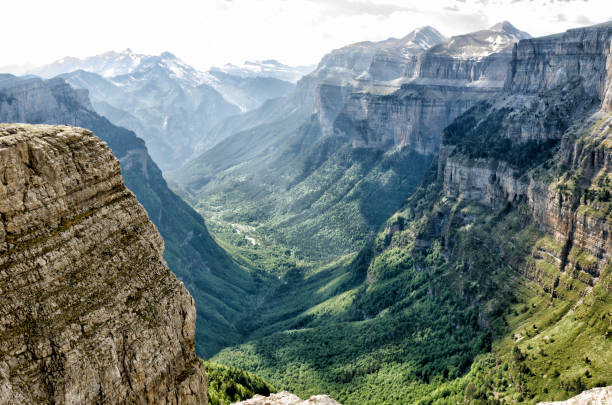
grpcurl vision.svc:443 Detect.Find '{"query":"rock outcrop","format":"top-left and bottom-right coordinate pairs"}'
top-left (440, 22), bottom-right (612, 283)
top-left (337, 83), bottom-right (497, 154)
top-left (232, 391), bottom-right (341, 405)
top-left (0, 124), bottom-right (206, 404)
top-left (537, 386), bottom-right (612, 404)
top-left (0, 74), bottom-right (251, 358)
top-left (331, 22), bottom-right (529, 153)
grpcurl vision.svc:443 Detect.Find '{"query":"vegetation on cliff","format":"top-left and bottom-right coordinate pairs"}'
top-left (204, 360), bottom-right (277, 405)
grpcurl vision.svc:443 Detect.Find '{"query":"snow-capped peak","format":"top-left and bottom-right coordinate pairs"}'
top-left (489, 21), bottom-right (531, 40)
top-left (209, 60), bottom-right (314, 83)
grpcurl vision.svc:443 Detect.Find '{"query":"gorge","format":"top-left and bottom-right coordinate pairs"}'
top-left (1, 14), bottom-right (612, 405)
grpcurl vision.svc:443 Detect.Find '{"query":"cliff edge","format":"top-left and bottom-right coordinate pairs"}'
top-left (0, 124), bottom-right (206, 404)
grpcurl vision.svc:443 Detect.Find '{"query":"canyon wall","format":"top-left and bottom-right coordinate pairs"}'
top-left (331, 23), bottom-right (527, 153)
top-left (441, 23), bottom-right (612, 281)
top-left (0, 124), bottom-right (206, 404)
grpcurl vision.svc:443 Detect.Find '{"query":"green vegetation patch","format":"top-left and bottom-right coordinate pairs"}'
top-left (204, 360), bottom-right (277, 405)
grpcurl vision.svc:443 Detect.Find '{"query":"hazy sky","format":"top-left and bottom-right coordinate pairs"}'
top-left (2, 0), bottom-right (611, 72)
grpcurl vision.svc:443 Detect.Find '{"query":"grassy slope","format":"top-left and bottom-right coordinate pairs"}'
top-left (173, 110), bottom-right (433, 263)
top-left (209, 100), bottom-right (612, 403)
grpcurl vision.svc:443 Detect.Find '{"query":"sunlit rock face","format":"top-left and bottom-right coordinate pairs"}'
top-left (0, 124), bottom-right (206, 405)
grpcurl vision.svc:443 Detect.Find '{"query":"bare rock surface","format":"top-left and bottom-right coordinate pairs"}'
top-left (0, 124), bottom-right (206, 404)
top-left (231, 391), bottom-right (341, 405)
top-left (537, 386), bottom-right (612, 404)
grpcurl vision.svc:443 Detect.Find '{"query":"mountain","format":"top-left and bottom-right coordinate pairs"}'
top-left (28, 49), bottom-right (300, 169)
top-left (0, 74), bottom-right (258, 357)
top-left (207, 69), bottom-right (296, 112)
top-left (210, 59), bottom-right (315, 83)
top-left (29, 48), bottom-right (149, 78)
top-left (208, 21), bottom-right (612, 404)
top-left (367, 26), bottom-right (447, 82)
top-left (169, 22), bottom-right (524, 263)
top-left (55, 52), bottom-right (241, 170)
top-left (0, 124), bottom-right (206, 403)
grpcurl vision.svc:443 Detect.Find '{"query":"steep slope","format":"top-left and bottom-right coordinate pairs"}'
top-left (0, 75), bottom-right (257, 357)
top-left (211, 21), bottom-right (612, 404)
top-left (206, 70), bottom-right (295, 112)
top-left (171, 23), bottom-right (526, 263)
top-left (0, 124), bottom-right (206, 404)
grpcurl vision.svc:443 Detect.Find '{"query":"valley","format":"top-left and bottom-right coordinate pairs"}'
top-left (1, 8), bottom-right (612, 405)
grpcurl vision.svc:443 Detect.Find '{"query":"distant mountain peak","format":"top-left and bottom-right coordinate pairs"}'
top-left (402, 25), bottom-right (446, 49)
top-left (160, 51), bottom-right (177, 60)
top-left (489, 21), bottom-right (531, 39)
top-left (210, 60), bottom-right (314, 83)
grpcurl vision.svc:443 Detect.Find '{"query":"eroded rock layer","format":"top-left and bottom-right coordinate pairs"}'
top-left (0, 124), bottom-right (206, 404)
top-left (441, 23), bottom-right (612, 287)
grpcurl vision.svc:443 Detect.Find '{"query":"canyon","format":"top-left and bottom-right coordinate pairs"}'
top-left (1, 16), bottom-right (612, 405)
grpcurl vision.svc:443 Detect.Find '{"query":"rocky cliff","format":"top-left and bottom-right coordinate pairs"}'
top-left (296, 26), bottom-right (445, 134)
top-left (331, 22), bottom-right (528, 154)
top-left (0, 124), bottom-right (206, 404)
top-left (440, 22), bottom-right (612, 282)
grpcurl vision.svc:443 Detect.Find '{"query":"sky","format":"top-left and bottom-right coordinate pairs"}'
top-left (1, 0), bottom-right (611, 72)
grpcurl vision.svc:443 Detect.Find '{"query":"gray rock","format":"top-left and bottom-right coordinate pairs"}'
top-left (537, 386), bottom-right (612, 404)
top-left (0, 124), bottom-right (206, 404)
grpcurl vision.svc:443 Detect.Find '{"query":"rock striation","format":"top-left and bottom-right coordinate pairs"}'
top-left (330, 22), bottom-right (528, 152)
top-left (232, 391), bottom-right (341, 405)
top-left (0, 124), bottom-right (206, 404)
top-left (440, 22), bottom-right (612, 284)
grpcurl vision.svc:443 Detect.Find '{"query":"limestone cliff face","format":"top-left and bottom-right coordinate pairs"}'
top-left (330, 23), bottom-right (527, 154)
top-left (337, 85), bottom-right (497, 154)
top-left (506, 22), bottom-right (612, 103)
top-left (441, 22), bottom-right (612, 282)
top-left (0, 124), bottom-right (206, 404)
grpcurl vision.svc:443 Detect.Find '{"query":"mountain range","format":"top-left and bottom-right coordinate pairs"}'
top-left (1, 16), bottom-right (612, 405)
top-left (25, 50), bottom-right (310, 170)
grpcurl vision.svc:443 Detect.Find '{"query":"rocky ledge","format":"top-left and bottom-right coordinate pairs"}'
top-left (232, 391), bottom-right (341, 405)
top-left (0, 124), bottom-right (206, 404)
top-left (537, 386), bottom-right (612, 404)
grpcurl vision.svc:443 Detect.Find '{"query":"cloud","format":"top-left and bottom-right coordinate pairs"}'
top-left (575, 15), bottom-right (595, 24)
top-left (304, 0), bottom-right (417, 17)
